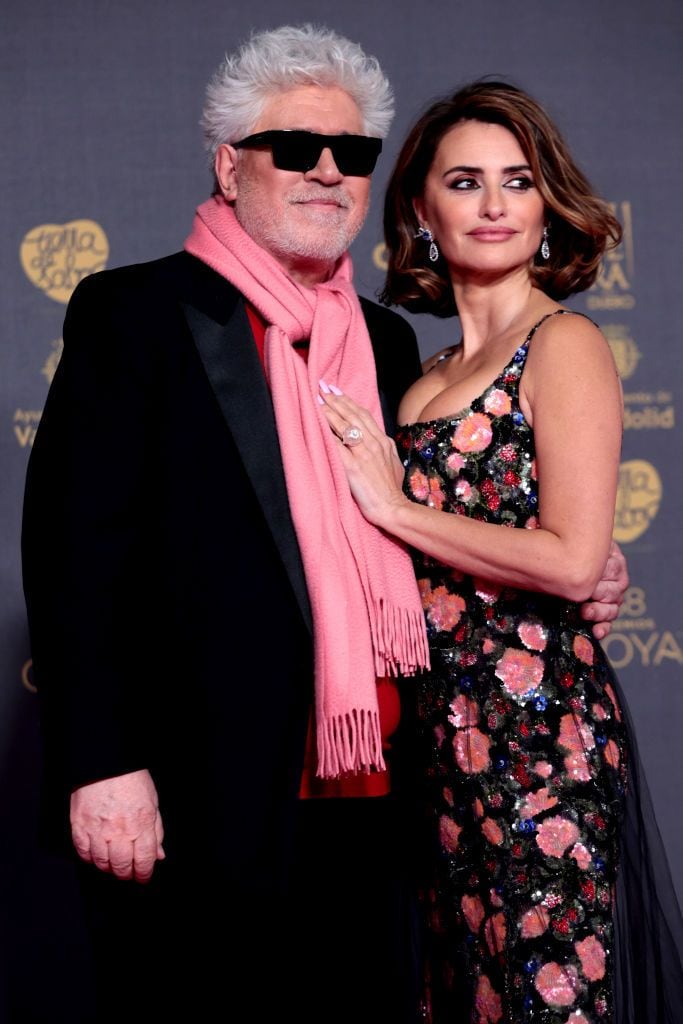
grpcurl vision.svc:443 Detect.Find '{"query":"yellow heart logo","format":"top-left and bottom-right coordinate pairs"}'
top-left (603, 324), bottom-right (641, 380)
top-left (20, 219), bottom-right (109, 304)
top-left (614, 459), bottom-right (662, 543)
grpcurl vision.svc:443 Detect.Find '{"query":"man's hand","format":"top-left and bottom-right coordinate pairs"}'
top-left (70, 769), bottom-right (165, 883)
top-left (579, 540), bottom-right (629, 640)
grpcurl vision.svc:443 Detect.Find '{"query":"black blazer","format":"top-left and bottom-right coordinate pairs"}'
top-left (22, 251), bottom-right (422, 878)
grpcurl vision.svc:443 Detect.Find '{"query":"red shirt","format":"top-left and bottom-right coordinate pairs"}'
top-left (245, 303), bottom-right (399, 798)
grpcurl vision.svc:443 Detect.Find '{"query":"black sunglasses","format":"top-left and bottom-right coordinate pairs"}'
top-left (233, 130), bottom-right (382, 177)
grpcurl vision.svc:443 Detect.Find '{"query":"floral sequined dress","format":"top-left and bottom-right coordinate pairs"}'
top-left (396, 311), bottom-right (683, 1023)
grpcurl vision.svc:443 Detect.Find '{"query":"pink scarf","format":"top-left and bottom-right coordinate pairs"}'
top-left (185, 197), bottom-right (429, 777)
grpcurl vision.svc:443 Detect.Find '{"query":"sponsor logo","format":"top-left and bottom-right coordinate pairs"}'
top-left (14, 340), bottom-right (64, 448)
top-left (603, 587), bottom-right (683, 669)
top-left (14, 409), bottom-right (42, 448)
top-left (604, 324), bottom-right (641, 379)
top-left (21, 660), bottom-right (37, 694)
top-left (603, 324), bottom-right (675, 430)
top-left (373, 242), bottom-right (389, 272)
top-left (614, 460), bottom-right (661, 543)
top-left (42, 338), bottom-right (64, 385)
top-left (20, 219), bottom-right (108, 303)
top-left (623, 397), bottom-right (674, 430)
top-left (586, 202), bottom-right (634, 311)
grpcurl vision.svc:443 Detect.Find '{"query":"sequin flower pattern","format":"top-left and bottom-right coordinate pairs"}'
top-left (396, 312), bottom-right (628, 1024)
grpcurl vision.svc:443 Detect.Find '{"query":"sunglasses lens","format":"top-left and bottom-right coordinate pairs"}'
top-left (237, 131), bottom-right (381, 176)
top-left (271, 134), bottom-right (321, 172)
top-left (330, 137), bottom-right (380, 176)
top-left (272, 133), bottom-right (381, 176)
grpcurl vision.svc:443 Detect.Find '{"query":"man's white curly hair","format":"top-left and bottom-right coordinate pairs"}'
top-left (201, 23), bottom-right (394, 168)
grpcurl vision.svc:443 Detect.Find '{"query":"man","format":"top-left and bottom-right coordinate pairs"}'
top-left (22, 24), bottom-right (627, 1024)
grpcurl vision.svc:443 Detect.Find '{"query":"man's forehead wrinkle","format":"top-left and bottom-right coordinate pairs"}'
top-left (254, 84), bottom-right (364, 136)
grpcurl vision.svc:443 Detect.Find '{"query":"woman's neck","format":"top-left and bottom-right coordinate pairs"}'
top-left (451, 271), bottom-right (554, 356)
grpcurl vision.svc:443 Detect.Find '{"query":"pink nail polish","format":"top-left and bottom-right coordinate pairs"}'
top-left (317, 395), bottom-right (325, 405)
top-left (319, 379), bottom-right (331, 394)
top-left (329, 383), bottom-right (343, 396)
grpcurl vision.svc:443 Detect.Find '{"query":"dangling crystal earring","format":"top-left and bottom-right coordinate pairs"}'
top-left (540, 225), bottom-right (550, 261)
top-left (415, 225), bottom-right (439, 263)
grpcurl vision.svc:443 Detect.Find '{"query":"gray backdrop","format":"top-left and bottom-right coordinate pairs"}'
top-left (1, 1), bottom-right (681, 1019)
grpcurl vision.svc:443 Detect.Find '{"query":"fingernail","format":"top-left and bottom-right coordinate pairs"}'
top-left (319, 379), bottom-right (331, 394)
top-left (329, 383), bottom-right (343, 396)
top-left (317, 395), bottom-right (325, 405)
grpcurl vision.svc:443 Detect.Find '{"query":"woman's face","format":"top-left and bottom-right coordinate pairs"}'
top-left (414, 119), bottom-right (545, 283)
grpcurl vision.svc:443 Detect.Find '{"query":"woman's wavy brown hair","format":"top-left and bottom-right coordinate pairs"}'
top-left (381, 80), bottom-right (622, 316)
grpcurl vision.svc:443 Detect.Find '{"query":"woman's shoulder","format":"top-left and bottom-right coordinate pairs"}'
top-left (530, 307), bottom-right (602, 341)
top-left (522, 308), bottom-right (620, 407)
top-left (525, 309), bottom-right (611, 367)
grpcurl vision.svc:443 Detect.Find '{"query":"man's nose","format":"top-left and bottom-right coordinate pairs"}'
top-left (304, 147), bottom-right (343, 184)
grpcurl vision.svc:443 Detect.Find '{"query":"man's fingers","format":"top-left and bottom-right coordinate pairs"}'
top-left (581, 601), bottom-right (618, 648)
top-left (602, 554), bottom-right (621, 582)
top-left (580, 599), bottom-right (618, 622)
top-left (580, 541), bottom-right (628, 639)
top-left (89, 837), bottom-right (113, 874)
top-left (131, 827), bottom-right (160, 884)
top-left (73, 826), bottom-right (162, 883)
top-left (107, 836), bottom-right (138, 880)
top-left (587, 578), bottom-right (623, 606)
top-left (604, 542), bottom-right (629, 595)
top-left (155, 813), bottom-right (166, 861)
top-left (69, 770), bottom-right (164, 881)
top-left (71, 825), bottom-right (93, 864)
top-left (579, 601), bottom-right (616, 640)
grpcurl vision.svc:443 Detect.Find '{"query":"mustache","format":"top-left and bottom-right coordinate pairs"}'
top-left (287, 187), bottom-right (352, 208)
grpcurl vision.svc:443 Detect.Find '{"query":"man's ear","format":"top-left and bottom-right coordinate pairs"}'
top-left (215, 144), bottom-right (239, 200)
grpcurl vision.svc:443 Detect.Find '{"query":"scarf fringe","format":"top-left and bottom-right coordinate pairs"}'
top-left (372, 599), bottom-right (431, 678)
top-left (317, 709), bottom-right (386, 780)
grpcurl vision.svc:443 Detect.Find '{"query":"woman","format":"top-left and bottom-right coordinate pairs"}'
top-left (320, 82), bottom-right (683, 1022)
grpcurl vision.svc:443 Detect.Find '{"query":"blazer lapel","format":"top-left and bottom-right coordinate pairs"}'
top-left (180, 274), bottom-right (312, 634)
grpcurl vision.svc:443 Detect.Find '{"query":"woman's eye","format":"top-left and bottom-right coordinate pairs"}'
top-left (506, 176), bottom-right (534, 190)
top-left (449, 177), bottom-right (479, 190)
